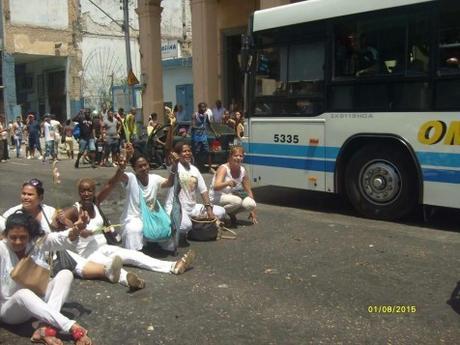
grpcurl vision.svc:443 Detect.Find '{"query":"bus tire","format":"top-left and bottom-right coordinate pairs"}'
top-left (344, 144), bottom-right (418, 220)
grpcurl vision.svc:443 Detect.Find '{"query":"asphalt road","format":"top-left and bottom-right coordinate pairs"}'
top-left (1, 156), bottom-right (460, 344)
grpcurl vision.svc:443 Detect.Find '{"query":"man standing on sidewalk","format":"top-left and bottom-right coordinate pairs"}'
top-left (42, 114), bottom-right (56, 162)
top-left (0, 114), bottom-right (8, 162)
top-left (74, 110), bottom-right (96, 169)
top-left (26, 113), bottom-right (43, 160)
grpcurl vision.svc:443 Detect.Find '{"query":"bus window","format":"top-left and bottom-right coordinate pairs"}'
top-left (254, 40), bottom-right (325, 116)
top-left (255, 47), bottom-right (287, 97)
top-left (334, 16), bottom-right (405, 78)
top-left (407, 14), bottom-right (430, 75)
top-left (438, 2), bottom-right (460, 75)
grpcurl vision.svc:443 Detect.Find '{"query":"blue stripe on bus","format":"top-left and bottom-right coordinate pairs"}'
top-left (246, 155), bottom-right (460, 184)
top-left (245, 154), bottom-right (336, 172)
top-left (243, 143), bottom-right (460, 169)
top-left (423, 168), bottom-right (460, 184)
top-left (243, 143), bottom-right (340, 159)
top-left (416, 151), bottom-right (460, 168)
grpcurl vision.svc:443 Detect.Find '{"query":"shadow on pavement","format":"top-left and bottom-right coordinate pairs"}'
top-left (447, 281), bottom-right (460, 314)
top-left (253, 185), bottom-right (460, 233)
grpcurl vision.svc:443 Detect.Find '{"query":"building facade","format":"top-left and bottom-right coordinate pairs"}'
top-left (80, 0), bottom-right (142, 112)
top-left (137, 0), bottom-right (300, 123)
top-left (1, 0), bottom-right (82, 122)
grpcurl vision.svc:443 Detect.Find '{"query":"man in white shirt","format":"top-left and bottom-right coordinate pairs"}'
top-left (42, 114), bottom-right (56, 162)
top-left (211, 100), bottom-right (226, 123)
top-left (50, 115), bottom-right (62, 160)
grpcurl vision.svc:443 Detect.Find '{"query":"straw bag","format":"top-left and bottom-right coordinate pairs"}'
top-left (189, 217), bottom-right (218, 241)
top-left (10, 244), bottom-right (50, 296)
top-left (189, 217), bottom-right (237, 241)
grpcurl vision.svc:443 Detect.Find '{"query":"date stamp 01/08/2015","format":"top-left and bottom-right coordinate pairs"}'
top-left (367, 305), bottom-right (417, 314)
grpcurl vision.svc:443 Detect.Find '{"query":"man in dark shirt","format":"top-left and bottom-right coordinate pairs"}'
top-left (73, 110), bottom-right (96, 168)
top-left (26, 113), bottom-right (43, 160)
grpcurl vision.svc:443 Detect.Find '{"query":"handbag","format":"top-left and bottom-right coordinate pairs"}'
top-left (10, 243), bottom-right (50, 296)
top-left (139, 189), bottom-right (171, 241)
top-left (188, 217), bottom-right (219, 241)
top-left (51, 250), bottom-right (77, 276)
top-left (96, 204), bottom-right (122, 245)
top-left (40, 207), bottom-right (78, 275)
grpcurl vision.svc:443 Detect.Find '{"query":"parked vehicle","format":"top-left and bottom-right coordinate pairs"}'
top-left (135, 123), bottom-right (236, 169)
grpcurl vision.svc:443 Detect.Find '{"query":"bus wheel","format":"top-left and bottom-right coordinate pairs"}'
top-left (344, 145), bottom-right (418, 220)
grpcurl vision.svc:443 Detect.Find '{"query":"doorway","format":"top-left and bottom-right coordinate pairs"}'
top-left (47, 70), bottom-right (66, 122)
top-left (223, 31), bottom-right (244, 111)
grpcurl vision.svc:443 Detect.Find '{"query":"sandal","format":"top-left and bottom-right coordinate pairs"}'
top-left (71, 325), bottom-right (92, 345)
top-left (30, 326), bottom-right (62, 345)
top-left (172, 249), bottom-right (196, 275)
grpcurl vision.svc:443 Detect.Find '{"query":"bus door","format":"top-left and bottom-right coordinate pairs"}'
top-left (246, 117), bottom-right (327, 191)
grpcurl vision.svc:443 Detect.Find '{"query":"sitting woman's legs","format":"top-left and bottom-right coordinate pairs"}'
top-left (93, 244), bottom-right (175, 273)
top-left (67, 250), bottom-right (120, 282)
top-left (241, 197), bottom-right (257, 213)
top-left (218, 194), bottom-right (243, 215)
top-left (0, 271), bottom-right (75, 332)
top-left (122, 217), bottom-right (144, 250)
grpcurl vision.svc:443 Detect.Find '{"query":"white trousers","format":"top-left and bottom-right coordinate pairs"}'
top-left (122, 217), bottom-right (144, 250)
top-left (0, 270), bottom-right (75, 332)
top-left (68, 244), bottom-right (176, 285)
top-left (217, 195), bottom-right (256, 215)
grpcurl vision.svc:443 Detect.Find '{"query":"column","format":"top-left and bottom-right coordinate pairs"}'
top-left (136, 0), bottom-right (164, 124)
top-left (260, 0), bottom-right (290, 9)
top-left (191, 0), bottom-right (219, 108)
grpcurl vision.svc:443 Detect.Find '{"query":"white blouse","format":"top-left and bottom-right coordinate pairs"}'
top-left (0, 230), bottom-right (74, 305)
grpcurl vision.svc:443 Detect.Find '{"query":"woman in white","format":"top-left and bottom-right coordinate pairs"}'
top-left (59, 177), bottom-right (195, 291)
top-left (0, 212), bottom-right (92, 345)
top-left (164, 142), bottom-right (226, 242)
top-left (2, 179), bottom-right (122, 285)
top-left (103, 147), bottom-right (178, 250)
top-left (209, 145), bottom-right (257, 226)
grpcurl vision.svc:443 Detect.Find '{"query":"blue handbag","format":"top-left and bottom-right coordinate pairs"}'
top-left (139, 190), bottom-right (171, 241)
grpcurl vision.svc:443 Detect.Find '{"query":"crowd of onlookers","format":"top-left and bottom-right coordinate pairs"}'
top-left (0, 99), bottom-right (245, 172)
top-left (0, 99), bottom-right (255, 344)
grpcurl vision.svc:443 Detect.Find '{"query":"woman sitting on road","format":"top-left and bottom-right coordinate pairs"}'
top-left (163, 142), bottom-right (226, 250)
top-left (57, 178), bottom-right (195, 291)
top-left (0, 211), bottom-right (92, 345)
top-left (102, 144), bottom-right (180, 251)
top-left (209, 145), bottom-right (257, 226)
top-left (1, 179), bottom-right (123, 285)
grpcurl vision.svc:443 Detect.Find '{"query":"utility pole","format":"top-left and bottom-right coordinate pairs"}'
top-left (122, 0), bottom-right (134, 109)
top-left (0, 0), bottom-right (6, 119)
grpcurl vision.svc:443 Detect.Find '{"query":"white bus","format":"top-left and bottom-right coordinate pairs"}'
top-left (241, 0), bottom-right (460, 220)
